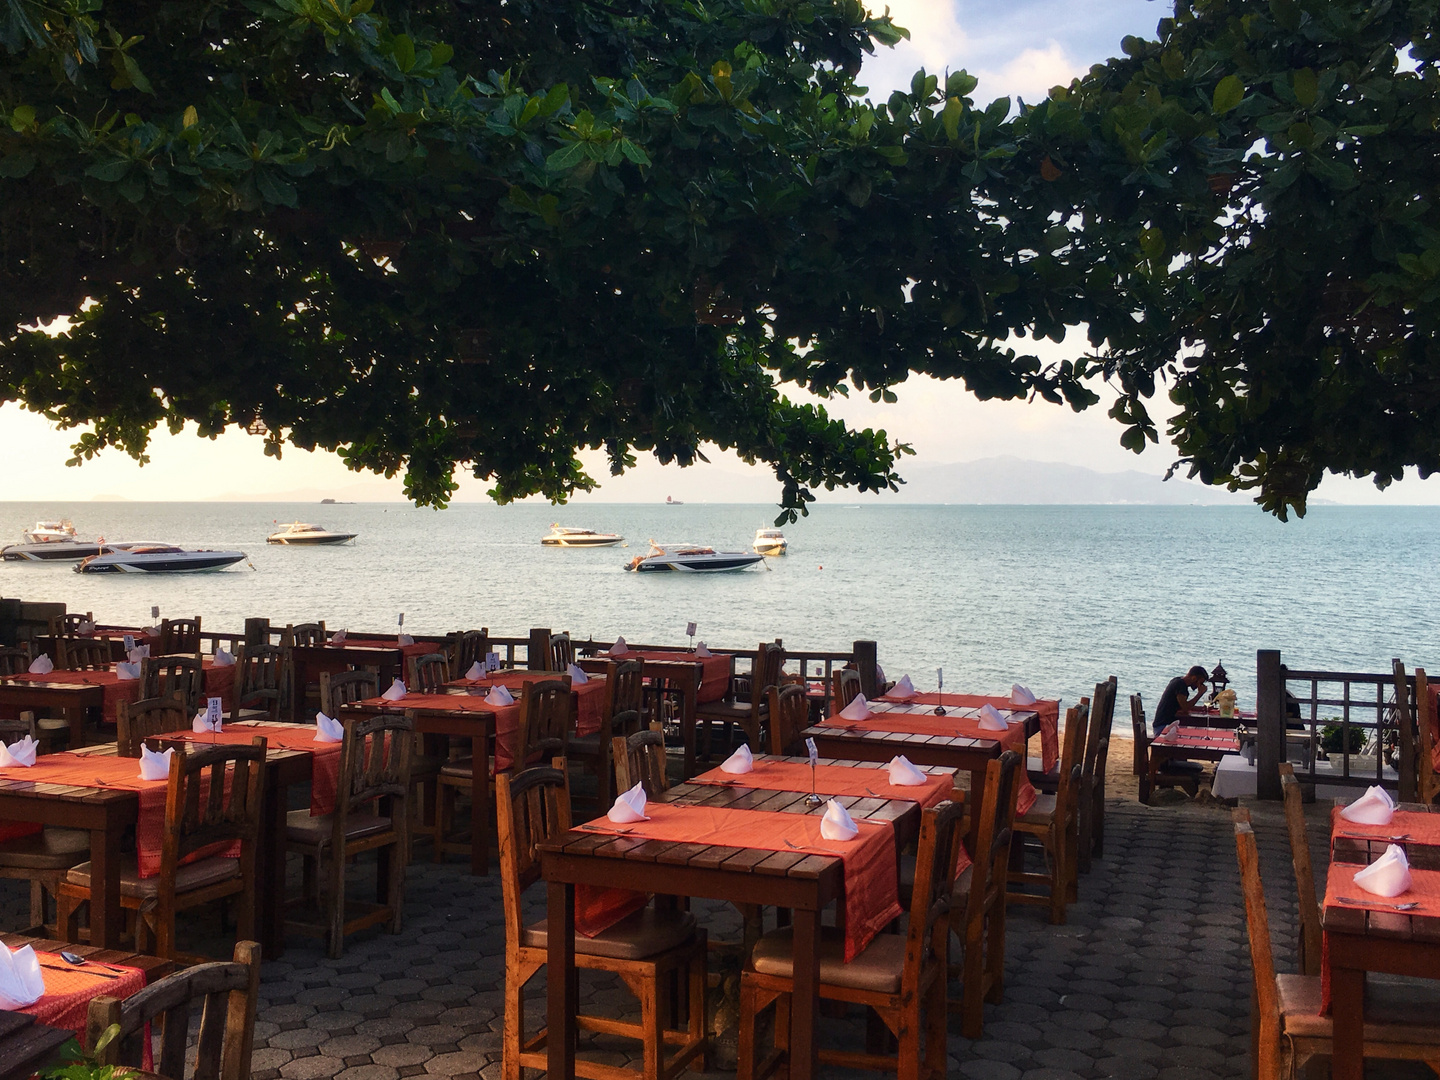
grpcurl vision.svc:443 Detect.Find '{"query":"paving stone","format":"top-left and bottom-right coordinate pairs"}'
top-left (280, 1055), bottom-right (346, 1079)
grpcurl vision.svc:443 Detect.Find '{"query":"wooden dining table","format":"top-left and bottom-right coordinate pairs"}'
top-left (539, 782), bottom-right (922, 1080)
top-left (0, 1009), bottom-right (72, 1080)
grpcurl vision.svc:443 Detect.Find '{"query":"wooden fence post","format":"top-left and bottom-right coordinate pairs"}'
top-left (1256, 649), bottom-right (1285, 800)
top-left (528, 628), bottom-right (551, 671)
top-left (243, 618), bottom-right (270, 646)
top-left (853, 641), bottom-right (878, 699)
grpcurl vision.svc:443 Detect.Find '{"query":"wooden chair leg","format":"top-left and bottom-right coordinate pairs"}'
top-left (736, 978), bottom-right (758, 1080)
top-left (986, 905), bottom-right (1007, 1004)
top-left (326, 843), bottom-right (346, 959)
top-left (503, 966), bottom-right (524, 1080)
top-left (924, 974), bottom-right (947, 1079)
top-left (641, 965), bottom-right (662, 1080)
top-left (897, 1000), bottom-right (922, 1080)
top-left (1049, 826), bottom-right (1068, 925)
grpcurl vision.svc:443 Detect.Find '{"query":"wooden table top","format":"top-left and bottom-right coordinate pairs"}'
top-left (0, 745), bottom-right (140, 808)
top-left (804, 708), bottom-right (1040, 751)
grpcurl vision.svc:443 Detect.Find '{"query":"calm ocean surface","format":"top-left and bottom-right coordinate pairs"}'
top-left (1, 501), bottom-right (1434, 730)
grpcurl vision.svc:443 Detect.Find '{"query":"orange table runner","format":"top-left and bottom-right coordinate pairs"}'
top-left (692, 761), bottom-right (954, 808)
top-left (877, 692), bottom-right (1060, 770)
top-left (446, 672), bottom-right (609, 738)
top-left (1155, 727), bottom-right (1240, 749)
top-left (0, 752), bottom-right (238, 876)
top-left (18, 950), bottom-right (147, 1036)
top-left (575, 802), bottom-right (902, 961)
top-left (331, 638), bottom-right (436, 660)
top-left (611, 650), bottom-right (732, 703)
top-left (1, 661), bottom-right (237, 726)
top-left (167, 724), bottom-right (342, 815)
top-left (1319, 861), bottom-right (1440, 1012)
top-left (354, 693), bottom-right (529, 772)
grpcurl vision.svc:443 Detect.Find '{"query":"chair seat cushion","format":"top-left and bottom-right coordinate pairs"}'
top-left (1158, 760), bottom-right (1205, 775)
top-left (1277, 973), bottom-right (1440, 1042)
top-left (65, 856), bottom-right (239, 898)
top-left (285, 809), bottom-right (391, 845)
top-left (0, 827), bottom-right (89, 869)
top-left (440, 759), bottom-right (475, 781)
top-left (749, 926), bottom-right (906, 994)
top-left (524, 907), bottom-right (697, 961)
top-left (1017, 793), bottom-right (1057, 825)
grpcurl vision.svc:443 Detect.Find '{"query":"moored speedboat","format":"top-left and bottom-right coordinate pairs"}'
top-left (542, 525), bottom-right (624, 547)
top-left (266, 522), bottom-right (357, 545)
top-left (626, 541), bottom-right (766, 573)
top-left (75, 543), bottom-right (249, 574)
top-left (23, 520), bottom-right (78, 544)
top-left (753, 528), bottom-right (788, 556)
top-left (2, 539), bottom-right (106, 562)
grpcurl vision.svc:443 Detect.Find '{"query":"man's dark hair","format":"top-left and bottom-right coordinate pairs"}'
top-left (1187, 665), bottom-right (1209, 681)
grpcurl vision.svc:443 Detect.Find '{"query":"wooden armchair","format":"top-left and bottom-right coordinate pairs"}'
top-left (0, 644), bottom-right (32, 676)
top-left (1130, 694), bottom-right (1201, 802)
top-left (140, 654), bottom-right (204, 714)
top-left (550, 632), bottom-right (575, 672)
top-left (1077, 675), bottom-right (1117, 872)
top-left (695, 641), bottom-right (784, 758)
top-left (158, 616), bottom-right (202, 655)
top-left (231, 643), bottom-right (286, 723)
top-left (1418, 668), bottom-right (1438, 805)
top-left (281, 621), bottom-right (326, 647)
top-left (319, 669), bottom-right (380, 716)
top-left (447, 629), bottom-right (489, 675)
top-left (497, 762), bottom-right (707, 1080)
top-left (59, 739), bottom-right (268, 961)
top-left (612, 722), bottom-right (668, 797)
top-left (1009, 700), bottom-right (1089, 924)
top-left (830, 667), bottom-right (861, 712)
top-left (1278, 763), bottom-right (1323, 976)
top-left (570, 658), bottom-right (646, 811)
top-left (116, 694), bottom-right (189, 757)
top-left (408, 652), bottom-right (450, 693)
top-left (766, 683), bottom-right (809, 756)
top-left (58, 638), bottom-right (110, 671)
top-left (286, 712), bottom-right (412, 957)
top-left (87, 939), bottom-right (260, 1080)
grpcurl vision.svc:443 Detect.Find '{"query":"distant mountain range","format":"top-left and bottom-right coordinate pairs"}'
top-left (879, 456), bottom-right (1253, 505)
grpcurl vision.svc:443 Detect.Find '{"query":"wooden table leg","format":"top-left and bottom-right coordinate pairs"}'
top-left (1330, 965), bottom-right (1364, 1080)
top-left (546, 879), bottom-right (576, 1080)
top-left (89, 827), bottom-right (122, 948)
top-left (681, 678), bottom-right (698, 778)
top-left (68, 707), bottom-right (86, 749)
top-left (789, 907), bottom-right (820, 1080)
top-left (259, 775), bottom-right (289, 957)
top-left (470, 730), bottom-right (489, 876)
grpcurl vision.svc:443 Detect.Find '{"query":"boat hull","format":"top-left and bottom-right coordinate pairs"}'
top-left (753, 543), bottom-right (787, 556)
top-left (632, 555), bottom-right (766, 573)
top-left (77, 553), bottom-right (247, 574)
top-left (2, 542), bottom-right (106, 562)
top-left (267, 534), bottom-right (356, 545)
top-left (542, 536), bottom-right (623, 547)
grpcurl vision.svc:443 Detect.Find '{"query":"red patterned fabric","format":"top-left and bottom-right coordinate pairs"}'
top-left (609, 650), bottom-right (732, 703)
top-left (17, 950), bottom-right (147, 1037)
top-left (446, 672), bottom-right (609, 737)
top-left (168, 723), bottom-right (342, 814)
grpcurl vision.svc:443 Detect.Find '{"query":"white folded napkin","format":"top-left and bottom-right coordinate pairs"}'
top-left (887, 755), bottom-right (927, 786)
top-left (888, 674), bottom-right (916, 700)
top-left (27, 654), bottom-right (52, 675)
top-left (0, 945), bottom-right (46, 1010)
top-left (1158, 721), bottom-right (1180, 744)
top-left (314, 711), bottom-right (344, 743)
top-left (78, 620), bottom-right (95, 635)
top-left (838, 694), bottom-right (872, 721)
top-left (192, 710), bottom-right (222, 734)
top-left (567, 663), bottom-right (589, 685)
top-left (485, 685), bottom-right (515, 706)
top-left (695, 642), bottom-right (713, 658)
top-left (608, 782), bottom-right (649, 823)
top-left (381, 678), bottom-right (407, 701)
top-left (150, 625), bottom-right (162, 636)
top-left (213, 648), bottom-right (235, 667)
top-left (1353, 843), bottom-right (1412, 898)
top-left (977, 704), bottom-right (1008, 731)
top-left (126, 645), bottom-right (150, 663)
top-left (608, 636), bottom-right (629, 656)
top-left (0, 736), bottom-right (39, 768)
top-left (398, 633), bottom-right (415, 646)
top-left (138, 745), bottom-right (174, 781)
top-left (1340, 785), bottom-right (1397, 825)
top-left (720, 744), bottom-right (754, 774)
top-left (465, 661), bottom-right (484, 680)
top-left (115, 661), bottom-right (140, 681)
top-left (1010, 683), bottom-right (1037, 706)
top-left (820, 798), bottom-right (859, 841)
top-left (330, 629), bottom-right (347, 644)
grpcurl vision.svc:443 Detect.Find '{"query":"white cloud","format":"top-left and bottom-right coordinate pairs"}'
top-left (975, 41), bottom-right (1087, 104)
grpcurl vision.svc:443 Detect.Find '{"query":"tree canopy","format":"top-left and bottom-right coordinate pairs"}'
top-left (1, 0), bottom-right (1436, 519)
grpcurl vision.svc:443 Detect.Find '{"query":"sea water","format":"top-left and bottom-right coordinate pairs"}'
top-left (1, 501), bottom-right (1434, 730)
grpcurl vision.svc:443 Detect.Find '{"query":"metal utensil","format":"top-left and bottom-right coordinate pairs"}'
top-left (1335, 896), bottom-right (1422, 911)
top-left (59, 951), bottom-right (127, 975)
top-left (1337, 832), bottom-right (1412, 843)
top-left (40, 960), bottom-right (119, 979)
top-left (784, 838), bottom-right (844, 856)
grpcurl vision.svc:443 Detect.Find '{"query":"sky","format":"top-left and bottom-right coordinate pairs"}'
top-left (3, 0), bottom-right (1437, 506)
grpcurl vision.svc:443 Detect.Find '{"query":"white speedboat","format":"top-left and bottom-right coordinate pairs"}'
top-left (23, 520), bottom-right (77, 544)
top-left (2, 538), bottom-right (106, 562)
top-left (75, 543), bottom-right (249, 574)
top-left (626, 541), bottom-right (766, 573)
top-left (753, 528), bottom-right (788, 556)
top-left (542, 525), bottom-right (624, 547)
top-left (266, 521), bottom-right (357, 545)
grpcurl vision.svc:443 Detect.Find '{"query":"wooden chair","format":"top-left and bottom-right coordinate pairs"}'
top-left (158, 616), bottom-right (202, 655)
top-left (570, 658), bottom-right (646, 811)
top-left (116, 694), bottom-right (189, 757)
top-left (58, 638), bottom-right (110, 671)
top-left (447, 629), bottom-right (489, 675)
top-left (0, 644), bottom-right (32, 676)
top-left (612, 722), bottom-right (669, 797)
top-left (1417, 668), bottom-right (1438, 805)
top-left (1130, 694), bottom-right (1201, 802)
top-left (695, 642), bottom-right (784, 757)
top-left (1233, 808), bottom-right (1440, 1076)
top-left (497, 762), bottom-right (707, 1080)
top-left (86, 939), bottom-right (260, 1080)
top-left (320, 669), bottom-right (380, 716)
top-left (49, 612), bottom-right (94, 638)
top-left (1278, 763), bottom-right (1323, 977)
top-left (1077, 676), bottom-right (1117, 872)
top-left (408, 652), bottom-right (450, 693)
top-left (550, 632), bottom-right (575, 672)
top-left (831, 667), bottom-right (861, 711)
top-left (950, 749), bottom-right (1021, 1038)
top-left (281, 621), bottom-right (326, 647)
top-left (140, 654), bottom-right (204, 713)
top-left (286, 712), bottom-right (412, 957)
top-left (738, 799), bottom-right (964, 1080)
top-left (1008, 700), bottom-right (1089, 924)
top-left (766, 683), bottom-right (809, 756)
top-left (59, 739), bottom-right (268, 961)
top-left (1394, 659), bottom-right (1419, 802)
top-left (231, 643), bottom-right (285, 722)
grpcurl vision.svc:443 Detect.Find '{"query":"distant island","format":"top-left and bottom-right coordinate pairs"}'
top-left (320, 498), bottom-right (354, 504)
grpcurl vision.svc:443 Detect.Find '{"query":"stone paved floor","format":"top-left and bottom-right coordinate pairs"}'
top-left (2, 795), bottom-right (1431, 1079)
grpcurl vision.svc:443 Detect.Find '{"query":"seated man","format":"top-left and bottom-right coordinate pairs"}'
top-left (1153, 665), bottom-right (1210, 734)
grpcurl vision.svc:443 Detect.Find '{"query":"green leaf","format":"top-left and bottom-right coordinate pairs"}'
top-left (10, 105), bottom-right (35, 132)
top-left (182, 105), bottom-right (197, 129)
top-left (430, 43), bottom-right (453, 66)
top-left (392, 34), bottom-right (416, 73)
top-left (1212, 74), bottom-right (1244, 115)
top-left (255, 170), bottom-right (297, 206)
top-left (545, 141), bottom-right (587, 171)
top-left (0, 151), bottom-right (36, 178)
top-left (1292, 67), bottom-right (1317, 107)
top-left (122, 54), bottom-right (153, 95)
top-left (84, 159), bottom-right (130, 182)
top-left (941, 96), bottom-right (963, 141)
top-left (618, 138), bottom-right (650, 166)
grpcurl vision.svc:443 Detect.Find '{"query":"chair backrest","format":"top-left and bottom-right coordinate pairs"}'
top-left (447, 629), bottom-right (489, 674)
top-left (613, 723), bottom-right (668, 797)
top-left (1081, 677), bottom-right (1116, 791)
top-left (514, 677), bottom-right (573, 767)
top-left (232, 643), bottom-right (285, 721)
top-left (320, 669), bottom-right (380, 716)
top-left (831, 668), bottom-right (861, 711)
top-left (901, 799), bottom-right (967, 1000)
top-left (335, 713), bottom-right (413, 833)
top-left (767, 683), bottom-right (809, 756)
top-left (159, 617), bottom-right (202, 655)
top-left (141, 654), bottom-right (204, 712)
top-left (609, 707), bottom-right (644, 744)
top-left (281, 622), bottom-right (326, 648)
top-left (965, 748), bottom-right (1021, 919)
top-left (87, 938), bottom-right (261, 1080)
top-left (1394, 659), bottom-right (1418, 802)
top-left (59, 638), bottom-right (111, 671)
top-left (607, 658), bottom-right (645, 718)
top-left (0, 644), bottom-right (32, 677)
top-left (1129, 694), bottom-right (1150, 774)
top-left (750, 642), bottom-right (785, 706)
top-left (49, 612), bottom-right (93, 638)
top-left (409, 652), bottom-right (450, 693)
top-left (117, 694), bottom-right (190, 757)
top-left (1278, 763), bottom-right (1323, 976)
top-left (1233, 809), bottom-right (1282, 1053)
top-left (496, 763), bottom-right (572, 951)
top-left (1055, 700), bottom-right (1090, 816)
top-left (550, 632), bottom-right (575, 672)
top-left (160, 739), bottom-right (267, 879)
top-left (0, 713), bottom-right (37, 743)
top-left (1417, 668), bottom-right (1438, 805)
